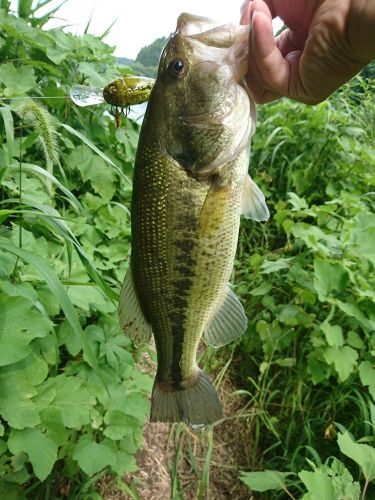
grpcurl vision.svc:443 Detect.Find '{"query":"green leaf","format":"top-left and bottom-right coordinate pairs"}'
top-left (73, 437), bottom-right (115, 475)
top-left (60, 123), bottom-right (131, 185)
top-left (8, 428), bottom-right (57, 481)
top-left (313, 258), bottom-right (349, 301)
top-left (322, 346), bottom-right (358, 382)
top-left (240, 470), bottom-right (290, 492)
top-left (321, 322), bottom-right (344, 347)
top-left (40, 407), bottom-right (68, 446)
top-left (338, 432), bottom-right (375, 481)
top-left (0, 63), bottom-right (36, 96)
top-left (250, 282), bottom-right (272, 296)
top-left (299, 469), bottom-right (337, 500)
top-left (0, 371), bottom-right (40, 429)
top-left (261, 257), bottom-right (294, 274)
top-left (0, 293), bottom-right (53, 366)
top-left (358, 361), bottom-right (375, 400)
top-left (335, 300), bottom-right (372, 332)
top-left (36, 374), bottom-right (94, 429)
top-left (103, 410), bottom-right (138, 440)
top-left (2, 352), bottom-right (48, 386)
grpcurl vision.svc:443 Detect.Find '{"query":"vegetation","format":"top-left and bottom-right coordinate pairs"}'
top-left (236, 78), bottom-right (375, 498)
top-left (0, 2), bottom-right (374, 499)
top-left (0, 3), bottom-right (150, 497)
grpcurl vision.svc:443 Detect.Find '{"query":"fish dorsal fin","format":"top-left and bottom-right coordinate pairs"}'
top-left (241, 175), bottom-right (270, 221)
top-left (118, 263), bottom-right (152, 344)
top-left (203, 285), bottom-right (248, 348)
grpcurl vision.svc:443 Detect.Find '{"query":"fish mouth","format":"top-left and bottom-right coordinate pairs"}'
top-left (177, 12), bottom-right (250, 82)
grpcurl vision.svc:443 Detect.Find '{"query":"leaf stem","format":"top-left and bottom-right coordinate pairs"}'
top-left (282, 486), bottom-right (297, 500)
top-left (361, 479), bottom-right (370, 500)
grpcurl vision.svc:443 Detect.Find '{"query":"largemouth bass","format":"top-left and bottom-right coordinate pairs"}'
top-left (119, 13), bottom-right (269, 425)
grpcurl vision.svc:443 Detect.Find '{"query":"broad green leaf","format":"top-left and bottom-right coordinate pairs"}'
top-left (0, 63), bottom-right (36, 96)
top-left (0, 422), bottom-right (4, 437)
top-left (36, 374), bottom-right (94, 429)
top-left (111, 449), bottom-right (137, 476)
top-left (261, 257), bottom-right (294, 274)
top-left (335, 300), bottom-right (372, 332)
top-left (322, 346), bottom-right (358, 382)
top-left (299, 469), bottom-right (337, 500)
top-left (358, 361), bottom-right (375, 400)
top-left (0, 372), bottom-right (40, 428)
top-left (40, 407), bottom-right (68, 446)
top-left (321, 322), bottom-right (344, 347)
top-left (8, 428), bottom-right (57, 481)
top-left (338, 432), bottom-right (375, 481)
top-left (68, 146), bottom-right (116, 202)
top-left (2, 352), bottom-right (48, 386)
top-left (67, 283), bottom-right (109, 312)
top-left (103, 410), bottom-right (138, 440)
top-left (0, 293), bottom-right (53, 366)
top-left (250, 282), bottom-right (272, 296)
top-left (73, 437), bottom-right (115, 475)
top-left (240, 470), bottom-right (290, 492)
top-left (313, 258), bottom-right (349, 301)
top-left (60, 123), bottom-right (131, 185)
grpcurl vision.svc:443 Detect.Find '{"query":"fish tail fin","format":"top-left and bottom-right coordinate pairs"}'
top-left (150, 370), bottom-right (222, 425)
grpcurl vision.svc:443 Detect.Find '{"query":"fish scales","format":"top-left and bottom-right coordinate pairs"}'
top-left (119, 13), bottom-right (270, 425)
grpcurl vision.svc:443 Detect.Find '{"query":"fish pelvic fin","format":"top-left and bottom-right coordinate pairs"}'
top-left (241, 175), bottom-right (270, 222)
top-left (118, 262), bottom-right (152, 345)
top-left (150, 370), bottom-right (222, 425)
top-left (203, 285), bottom-right (248, 348)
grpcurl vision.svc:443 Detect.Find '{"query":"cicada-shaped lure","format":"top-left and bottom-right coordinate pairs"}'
top-left (70, 74), bottom-right (155, 127)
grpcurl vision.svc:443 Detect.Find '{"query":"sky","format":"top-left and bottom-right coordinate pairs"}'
top-left (33, 0), bottom-right (246, 59)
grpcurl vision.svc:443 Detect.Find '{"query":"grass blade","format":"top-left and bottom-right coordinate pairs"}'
top-left (0, 106), bottom-right (14, 164)
top-left (197, 427), bottom-right (214, 500)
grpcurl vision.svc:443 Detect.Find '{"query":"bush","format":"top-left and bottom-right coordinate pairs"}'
top-left (0, 5), bottom-right (151, 496)
top-left (237, 81), bottom-right (375, 498)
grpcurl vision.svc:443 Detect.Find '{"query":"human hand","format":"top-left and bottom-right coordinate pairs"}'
top-left (240, 0), bottom-right (375, 104)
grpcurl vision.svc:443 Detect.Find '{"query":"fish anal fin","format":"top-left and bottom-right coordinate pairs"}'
top-left (151, 370), bottom-right (222, 425)
top-left (203, 285), bottom-right (247, 348)
top-left (118, 263), bottom-right (152, 345)
top-left (241, 175), bottom-right (270, 221)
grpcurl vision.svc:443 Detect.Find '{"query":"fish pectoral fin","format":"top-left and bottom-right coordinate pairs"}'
top-left (203, 285), bottom-right (248, 348)
top-left (241, 175), bottom-right (270, 222)
top-left (118, 263), bottom-right (152, 345)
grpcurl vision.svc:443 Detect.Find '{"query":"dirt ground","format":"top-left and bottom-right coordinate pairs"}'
top-left (98, 363), bottom-right (256, 500)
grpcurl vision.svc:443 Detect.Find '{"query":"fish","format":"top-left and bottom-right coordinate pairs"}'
top-left (118, 13), bottom-right (269, 425)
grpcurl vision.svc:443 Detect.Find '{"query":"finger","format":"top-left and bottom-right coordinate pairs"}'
top-left (256, 0), bottom-right (277, 18)
top-left (251, 10), bottom-right (290, 97)
top-left (240, 0), bottom-right (274, 25)
top-left (276, 28), bottom-right (306, 57)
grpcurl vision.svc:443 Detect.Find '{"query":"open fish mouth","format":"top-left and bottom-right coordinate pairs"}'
top-left (177, 12), bottom-right (250, 81)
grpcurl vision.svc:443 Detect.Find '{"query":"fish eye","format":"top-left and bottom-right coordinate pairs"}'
top-left (168, 58), bottom-right (187, 78)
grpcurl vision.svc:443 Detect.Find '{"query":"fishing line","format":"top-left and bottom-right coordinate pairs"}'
top-left (2, 95), bottom-right (72, 100)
